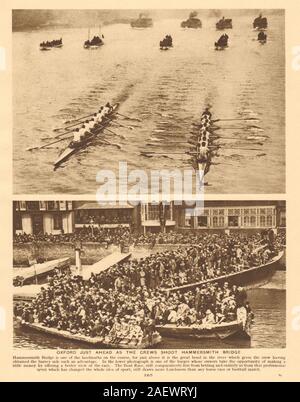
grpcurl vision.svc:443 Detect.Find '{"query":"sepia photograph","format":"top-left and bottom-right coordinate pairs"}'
top-left (12, 9), bottom-right (285, 194)
top-left (13, 200), bottom-right (286, 349)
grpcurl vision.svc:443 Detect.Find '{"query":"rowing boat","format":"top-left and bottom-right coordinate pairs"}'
top-left (162, 250), bottom-right (284, 293)
top-left (18, 320), bottom-right (162, 348)
top-left (156, 320), bottom-right (251, 340)
top-left (54, 103), bottom-right (119, 169)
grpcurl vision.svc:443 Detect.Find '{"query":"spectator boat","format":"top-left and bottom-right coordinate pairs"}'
top-left (216, 18), bottom-right (233, 30)
top-left (156, 320), bottom-right (251, 340)
top-left (54, 103), bottom-right (119, 169)
top-left (18, 320), bottom-right (162, 349)
top-left (163, 250), bottom-right (284, 293)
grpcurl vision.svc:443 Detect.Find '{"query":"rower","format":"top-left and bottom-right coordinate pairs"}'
top-left (73, 128), bottom-right (81, 142)
top-left (198, 141), bottom-right (209, 160)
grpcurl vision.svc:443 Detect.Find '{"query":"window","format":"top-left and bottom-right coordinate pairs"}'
top-left (228, 215), bottom-right (239, 227)
top-left (14, 213), bottom-right (22, 231)
top-left (250, 216), bottom-right (256, 227)
top-left (267, 215), bottom-right (273, 226)
top-left (59, 201), bottom-right (67, 211)
top-left (39, 201), bottom-right (46, 211)
top-left (26, 201), bottom-right (40, 211)
top-left (197, 216), bottom-right (208, 227)
top-left (53, 214), bottom-right (63, 230)
top-left (243, 216), bottom-right (250, 226)
top-left (279, 211), bottom-right (286, 227)
top-left (260, 215), bottom-right (266, 227)
top-left (146, 204), bottom-right (160, 221)
top-left (212, 216), bottom-right (225, 228)
top-left (185, 212), bottom-right (192, 227)
top-left (19, 201), bottom-right (26, 211)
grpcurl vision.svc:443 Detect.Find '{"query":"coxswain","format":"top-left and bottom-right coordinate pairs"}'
top-left (202, 107), bottom-right (212, 119)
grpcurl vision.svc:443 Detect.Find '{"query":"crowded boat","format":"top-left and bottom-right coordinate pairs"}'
top-left (40, 38), bottom-right (63, 50)
top-left (159, 35), bottom-right (173, 50)
top-left (14, 265), bottom-right (253, 343)
top-left (84, 35), bottom-right (104, 49)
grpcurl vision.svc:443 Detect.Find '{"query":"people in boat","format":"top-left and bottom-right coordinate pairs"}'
top-left (40, 38), bottom-right (62, 48)
top-left (202, 107), bottom-right (212, 119)
top-left (160, 34), bottom-right (173, 48)
top-left (258, 31), bottom-right (267, 41)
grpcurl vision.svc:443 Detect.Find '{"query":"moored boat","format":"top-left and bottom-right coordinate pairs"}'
top-left (156, 320), bottom-right (251, 340)
top-left (181, 11), bottom-right (202, 28)
top-left (54, 103), bottom-right (119, 169)
top-left (18, 320), bottom-right (162, 348)
top-left (131, 14), bottom-right (153, 28)
top-left (163, 250), bottom-right (284, 293)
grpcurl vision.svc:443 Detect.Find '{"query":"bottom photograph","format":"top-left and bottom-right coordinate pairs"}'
top-left (13, 199), bottom-right (286, 349)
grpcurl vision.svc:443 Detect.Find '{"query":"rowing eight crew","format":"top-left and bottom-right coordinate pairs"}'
top-left (197, 107), bottom-right (212, 162)
top-left (72, 103), bottom-right (113, 143)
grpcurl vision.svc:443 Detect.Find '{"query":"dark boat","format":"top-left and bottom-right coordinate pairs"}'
top-left (18, 320), bottom-right (162, 349)
top-left (215, 34), bottom-right (229, 50)
top-left (181, 11), bottom-right (202, 28)
top-left (160, 35), bottom-right (173, 50)
top-left (258, 31), bottom-right (267, 44)
top-left (156, 320), bottom-right (251, 340)
top-left (130, 14), bottom-right (153, 28)
top-left (216, 17), bottom-right (232, 30)
top-left (253, 14), bottom-right (268, 30)
top-left (163, 250), bottom-right (284, 293)
top-left (54, 103), bottom-right (119, 169)
top-left (39, 38), bottom-right (63, 51)
top-left (84, 29), bottom-right (104, 49)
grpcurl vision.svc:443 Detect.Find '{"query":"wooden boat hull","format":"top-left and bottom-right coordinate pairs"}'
top-left (164, 250), bottom-right (284, 293)
top-left (156, 321), bottom-right (250, 340)
top-left (54, 103), bottom-right (119, 169)
top-left (84, 44), bottom-right (104, 49)
top-left (19, 320), bottom-right (162, 349)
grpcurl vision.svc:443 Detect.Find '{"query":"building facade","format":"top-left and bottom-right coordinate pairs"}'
top-left (13, 201), bottom-right (74, 235)
top-left (13, 200), bottom-right (286, 235)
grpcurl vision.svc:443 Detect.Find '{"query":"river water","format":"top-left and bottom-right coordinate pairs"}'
top-left (13, 271), bottom-right (286, 349)
top-left (13, 12), bottom-right (285, 194)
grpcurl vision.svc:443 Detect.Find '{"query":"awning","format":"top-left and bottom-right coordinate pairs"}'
top-left (76, 202), bottom-right (134, 210)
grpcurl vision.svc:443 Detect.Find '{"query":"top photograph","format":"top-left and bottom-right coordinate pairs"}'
top-left (13, 9), bottom-right (285, 195)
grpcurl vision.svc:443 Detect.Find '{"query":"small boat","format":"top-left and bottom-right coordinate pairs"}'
top-left (84, 28), bottom-right (104, 49)
top-left (258, 31), bottom-right (267, 44)
top-left (181, 11), bottom-right (202, 28)
top-left (253, 15), bottom-right (268, 30)
top-left (131, 14), bottom-right (153, 28)
top-left (216, 18), bottom-right (233, 30)
top-left (160, 35), bottom-right (173, 50)
top-left (18, 320), bottom-right (162, 348)
top-left (215, 35), bottom-right (229, 50)
top-left (54, 103), bottom-right (119, 169)
top-left (156, 320), bottom-right (251, 340)
top-left (39, 39), bottom-right (63, 51)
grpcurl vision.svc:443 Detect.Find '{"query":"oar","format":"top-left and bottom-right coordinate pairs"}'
top-left (116, 112), bottom-right (142, 122)
top-left (103, 126), bottom-right (125, 139)
top-left (102, 117), bottom-right (133, 130)
top-left (53, 119), bottom-right (91, 132)
top-left (98, 138), bottom-right (122, 149)
top-left (26, 135), bottom-right (73, 151)
top-left (212, 117), bottom-right (259, 123)
top-left (64, 112), bottom-right (96, 125)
